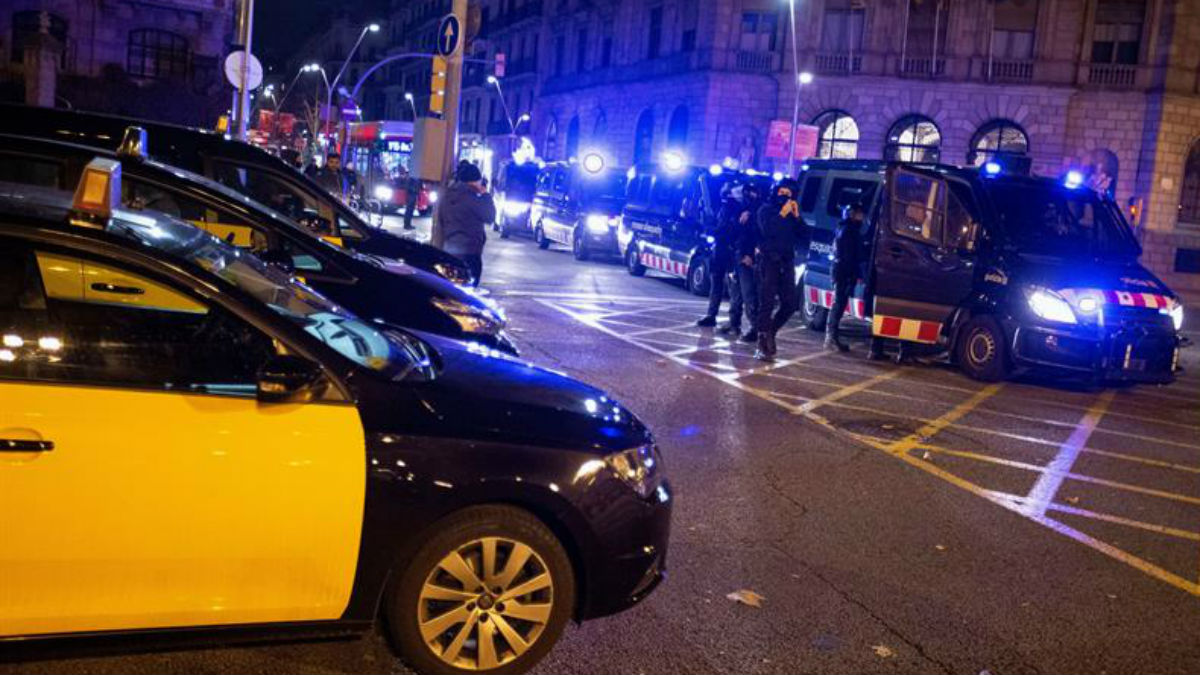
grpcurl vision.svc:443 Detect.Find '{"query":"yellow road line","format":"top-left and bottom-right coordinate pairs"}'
top-left (885, 384), bottom-right (1005, 456)
top-left (793, 368), bottom-right (909, 414)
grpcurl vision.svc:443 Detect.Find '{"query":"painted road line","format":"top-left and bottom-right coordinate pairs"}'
top-left (1042, 502), bottom-right (1200, 542)
top-left (790, 369), bottom-right (910, 415)
top-left (1021, 391), bottom-right (1116, 518)
top-left (502, 290), bottom-right (707, 303)
top-left (884, 384), bottom-right (1005, 457)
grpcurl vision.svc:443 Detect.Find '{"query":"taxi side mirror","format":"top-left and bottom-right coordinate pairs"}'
top-left (257, 355), bottom-right (327, 404)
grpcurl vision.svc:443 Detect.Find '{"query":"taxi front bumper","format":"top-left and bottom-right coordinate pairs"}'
top-left (1009, 321), bottom-right (1178, 384)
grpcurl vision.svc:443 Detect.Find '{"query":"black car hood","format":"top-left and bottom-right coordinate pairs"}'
top-left (1010, 253), bottom-right (1174, 298)
top-left (352, 230), bottom-right (466, 270)
top-left (360, 332), bottom-right (651, 454)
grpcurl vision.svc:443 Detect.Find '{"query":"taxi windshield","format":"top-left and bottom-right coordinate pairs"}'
top-left (107, 211), bottom-right (426, 379)
top-left (984, 182), bottom-right (1140, 260)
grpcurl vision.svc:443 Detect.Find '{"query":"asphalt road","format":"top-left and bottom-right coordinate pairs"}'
top-left (5, 216), bottom-right (1200, 675)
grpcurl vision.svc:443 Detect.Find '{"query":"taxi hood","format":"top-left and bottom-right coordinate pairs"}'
top-left (359, 332), bottom-right (651, 454)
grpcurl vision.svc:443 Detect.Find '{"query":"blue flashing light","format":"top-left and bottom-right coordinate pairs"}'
top-left (983, 161), bottom-right (1002, 176)
top-left (662, 151), bottom-right (686, 173)
top-left (708, 163), bottom-right (723, 176)
top-left (1064, 170), bottom-right (1084, 189)
top-left (582, 152), bottom-right (605, 174)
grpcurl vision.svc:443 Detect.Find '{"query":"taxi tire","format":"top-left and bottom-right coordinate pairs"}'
top-left (956, 316), bottom-right (1010, 382)
top-left (687, 258), bottom-right (710, 296)
top-left (627, 245), bottom-right (646, 276)
top-left (535, 224), bottom-right (551, 250)
top-left (572, 228), bottom-right (591, 261)
top-left (386, 505), bottom-right (575, 675)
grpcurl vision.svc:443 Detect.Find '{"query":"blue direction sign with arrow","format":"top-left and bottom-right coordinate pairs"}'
top-left (437, 14), bottom-right (461, 56)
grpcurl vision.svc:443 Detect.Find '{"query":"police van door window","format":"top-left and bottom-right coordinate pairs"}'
top-left (826, 178), bottom-right (879, 220)
top-left (944, 182), bottom-right (982, 253)
top-left (890, 172), bottom-right (945, 245)
top-left (799, 174), bottom-right (823, 215)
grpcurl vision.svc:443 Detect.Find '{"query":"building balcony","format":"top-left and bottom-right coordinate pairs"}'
top-left (733, 50), bottom-right (776, 74)
top-left (899, 56), bottom-right (946, 78)
top-left (813, 52), bottom-right (862, 76)
top-left (1086, 62), bottom-right (1138, 88)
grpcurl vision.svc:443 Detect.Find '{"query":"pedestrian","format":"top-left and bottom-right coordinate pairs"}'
top-left (314, 151), bottom-right (347, 199)
top-left (400, 168), bottom-right (420, 231)
top-left (826, 202), bottom-right (868, 353)
top-left (440, 162), bottom-right (496, 287)
top-left (723, 182), bottom-right (764, 343)
top-left (754, 180), bottom-right (808, 361)
top-left (696, 184), bottom-right (743, 328)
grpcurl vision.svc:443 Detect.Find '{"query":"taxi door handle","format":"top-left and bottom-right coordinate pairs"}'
top-left (91, 282), bottom-right (144, 295)
top-left (0, 439), bottom-right (54, 452)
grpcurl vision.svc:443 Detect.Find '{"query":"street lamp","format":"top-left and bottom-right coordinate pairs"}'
top-left (783, 0), bottom-right (808, 177)
top-left (404, 91), bottom-right (418, 120)
top-left (516, 112), bottom-right (530, 133)
top-left (486, 75), bottom-right (517, 135)
top-left (326, 22), bottom-right (382, 138)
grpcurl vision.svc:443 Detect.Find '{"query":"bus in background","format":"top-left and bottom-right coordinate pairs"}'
top-left (344, 121), bottom-right (433, 217)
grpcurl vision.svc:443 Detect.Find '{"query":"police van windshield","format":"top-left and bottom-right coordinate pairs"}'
top-left (578, 172), bottom-right (626, 206)
top-left (502, 163), bottom-right (540, 201)
top-left (107, 210), bottom-right (426, 379)
top-left (984, 183), bottom-right (1140, 259)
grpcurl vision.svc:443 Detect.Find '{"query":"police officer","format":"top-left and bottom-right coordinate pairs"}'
top-left (754, 180), bottom-right (808, 361)
top-left (697, 184), bottom-right (744, 328)
top-left (400, 167), bottom-right (420, 231)
top-left (826, 202), bottom-right (868, 352)
top-left (723, 182), bottom-right (764, 342)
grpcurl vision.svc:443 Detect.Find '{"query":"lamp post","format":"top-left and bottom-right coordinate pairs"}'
top-left (273, 64), bottom-right (310, 113)
top-left (783, 0), bottom-right (811, 177)
top-left (486, 75), bottom-right (516, 134)
top-left (404, 91), bottom-right (418, 120)
top-left (304, 63), bottom-right (331, 145)
top-left (325, 23), bottom-right (380, 139)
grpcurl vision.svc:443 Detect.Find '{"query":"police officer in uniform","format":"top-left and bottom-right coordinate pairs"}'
top-left (696, 184), bottom-right (744, 328)
top-left (754, 180), bottom-right (807, 361)
top-left (722, 182), bottom-right (764, 342)
top-left (826, 202), bottom-right (868, 352)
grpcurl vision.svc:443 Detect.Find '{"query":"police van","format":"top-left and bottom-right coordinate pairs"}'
top-left (798, 159), bottom-right (1184, 383)
top-left (495, 158), bottom-right (541, 239)
top-left (529, 156), bottom-right (628, 260)
top-left (620, 161), bottom-right (770, 295)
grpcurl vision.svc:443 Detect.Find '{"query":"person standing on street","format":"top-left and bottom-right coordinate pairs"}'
top-left (400, 168), bottom-right (420, 231)
top-left (826, 202), bottom-right (869, 353)
top-left (440, 162), bottom-right (496, 287)
top-left (697, 184), bottom-right (744, 328)
top-left (314, 152), bottom-right (348, 199)
top-left (754, 180), bottom-right (808, 361)
top-left (724, 182), bottom-right (764, 343)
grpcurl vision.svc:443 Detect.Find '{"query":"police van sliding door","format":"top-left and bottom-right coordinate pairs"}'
top-left (872, 168), bottom-right (977, 345)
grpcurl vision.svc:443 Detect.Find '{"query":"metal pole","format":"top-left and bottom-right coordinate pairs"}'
top-left (327, 25), bottom-right (373, 147)
top-left (786, 0), bottom-right (800, 177)
top-left (431, 0), bottom-right (468, 249)
top-left (491, 79), bottom-right (515, 134)
top-left (231, 0), bottom-right (255, 140)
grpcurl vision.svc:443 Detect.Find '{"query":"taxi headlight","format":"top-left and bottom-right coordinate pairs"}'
top-left (374, 185), bottom-right (394, 201)
top-left (433, 262), bottom-right (472, 286)
top-left (605, 444), bottom-right (662, 499)
top-left (585, 213), bottom-right (614, 233)
top-left (1026, 287), bottom-right (1077, 324)
top-left (503, 201), bottom-right (530, 218)
top-left (1162, 303), bottom-right (1184, 331)
top-left (431, 296), bottom-right (505, 335)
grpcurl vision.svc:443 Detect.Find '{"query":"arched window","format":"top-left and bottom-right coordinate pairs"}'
top-left (634, 108), bottom-right (655, 164)
top-left (969, 119), bottom-right (1029, 166)
top-left (667, 105), bottom-right (688, 149)
top-left (885, 115), bottom-right (941, 163)
top-left (592, 110), bottom-right (608, 141)
top-left (544, 116), bottom-right (558, 160)
top-left (128, 29), bottom-right (189, 80)
top-left (814, 110), bottom-right (859, 159)
top-left (1180, 140), bottom-right (1200, 225)
top-left (565, 115), bottom-right (581, 160)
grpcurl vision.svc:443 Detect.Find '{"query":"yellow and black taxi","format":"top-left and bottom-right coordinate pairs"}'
top-left (0, 161), bottom-right (671, 674)
top-left (528, 155), bottom-right (628, 261)
top-left (0, 131), bottom-right (516, 355)
top-left (799, 159), bottom-right (1184, 383)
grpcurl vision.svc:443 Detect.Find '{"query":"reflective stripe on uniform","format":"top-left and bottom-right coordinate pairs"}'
top-left (872, 314), bottom-right (940, 344)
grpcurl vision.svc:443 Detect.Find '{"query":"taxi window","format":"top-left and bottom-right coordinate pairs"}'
top-left (124, 178), bottom-right (267, 250)
top-left (212, 161), bottom-right (319, 222)
top-left (890, 172), bottom-right (945, 245)
top-left (0, 240), bottom-right (277, 397)
top-left (826, 178), bottom-right (877, 217)
top-left (799, 174), bottom-right (823, 213)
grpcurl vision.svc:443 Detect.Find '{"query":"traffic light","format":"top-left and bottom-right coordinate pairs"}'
top-left (430, 55), bottom-right (447, 115)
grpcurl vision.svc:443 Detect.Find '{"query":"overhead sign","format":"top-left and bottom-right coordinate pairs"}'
top-left (765, 121), bottom-right (819, 160)
top-left (223, 50), bottom-right (263, 90)
top-left (437, 14), bottom-right (461, 57)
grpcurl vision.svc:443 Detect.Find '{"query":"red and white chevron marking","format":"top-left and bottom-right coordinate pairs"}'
top-left (641, 252), bottom-right (688, 277)
top-left (1103, 290), bottom-right (1171, 309)
top-left (805, 285), bottom-right (866, 319)
top-left (871, 314), bottom-right (941, 344)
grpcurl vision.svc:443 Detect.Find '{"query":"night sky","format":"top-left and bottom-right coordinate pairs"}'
top-left (255, 0), bottom-right (389, 71)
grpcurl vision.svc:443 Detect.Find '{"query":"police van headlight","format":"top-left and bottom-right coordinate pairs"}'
top-left (431, 297), bottom-right (506, 335)
top-left (373, 185), bottom-right (394, 201)
top-left (503, 201), bottom-right (530, 218)
top-left (586, 213), bottom-right (616, 233)
top-left (605, 444), bottom-right (663, 499)
top-left (1162, 302), bottom-right (1184, 331)
top-left (1025, 286), bottom-right (1077, 325)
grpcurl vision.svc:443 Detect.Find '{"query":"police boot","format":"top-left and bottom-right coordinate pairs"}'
top-left (867, 338), bottom-right (885, 361)
top-left (765, 331), bottom-right (778, 357)
top-left (894, 343), bottom-right (910, 365)
top-left (718, 322), bottom-right (740, 335)
top-left (755, 333), bottom-right (774, 362)
top-left (696, 315), bottom-right (717, 328)
top-left (824, 326), bottom-right (849, 353)
top-left (739, 328), bottom-right (758, 343)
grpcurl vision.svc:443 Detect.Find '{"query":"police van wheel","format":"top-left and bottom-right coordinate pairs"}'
top-left (572, 229), bottom-right (591, 261)
top-left (802, 294), bottom-right (828, 332)
top-left (687, 258), bottom-right (710, 296)
top-left (957, 316), bottom-right (1010, 382)
top-left (386, 505), bottom-right (575, 675)
top-left (535, 224), bottom-right (550, 250)
top-left (626, 246), bottom-right (646, 276)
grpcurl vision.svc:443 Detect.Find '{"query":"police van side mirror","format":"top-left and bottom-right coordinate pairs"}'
top-left (257, 354), bottom-right (327, 404)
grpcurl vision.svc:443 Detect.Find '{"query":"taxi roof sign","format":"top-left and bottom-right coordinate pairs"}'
top-left (69, 157), bottom-right (121, 229)
top-left (117, 126), bottom-right (149, 161)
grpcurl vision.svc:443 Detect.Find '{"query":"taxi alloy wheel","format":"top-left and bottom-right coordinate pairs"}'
top-left (572, 228), bottom-right (591, 261)
top-left (627, 245), bottom-right (646, 277)
top-left (388, 505), bottom-right (574, 675)
top-left (957, 315), bottom-right (1010, 382)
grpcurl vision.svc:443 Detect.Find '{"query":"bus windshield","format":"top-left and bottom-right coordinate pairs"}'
top-left (983, 182), bottom-right (1140, 260)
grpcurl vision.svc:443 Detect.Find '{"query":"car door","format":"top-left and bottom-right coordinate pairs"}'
top-left (0, 239), bottom-right (365, 637)
top-left (872, 167), bottom-right (978, 344)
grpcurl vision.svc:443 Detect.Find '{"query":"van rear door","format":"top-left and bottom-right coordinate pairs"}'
top-left (872, 166), bottom-right (977, 344)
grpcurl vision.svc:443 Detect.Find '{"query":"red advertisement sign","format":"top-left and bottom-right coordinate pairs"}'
top-left (764, 121), bottom-right (819, 160)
